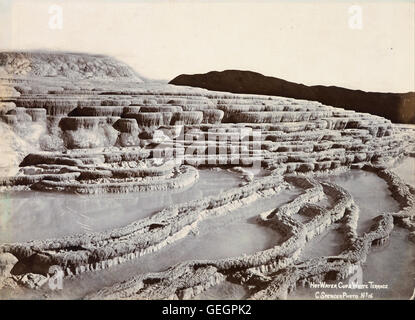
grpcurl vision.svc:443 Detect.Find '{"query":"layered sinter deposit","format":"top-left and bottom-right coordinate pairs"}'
top-left (170, 70), bottom-right (415, 124)
top-left (0, 52), bottom-right (414, 299)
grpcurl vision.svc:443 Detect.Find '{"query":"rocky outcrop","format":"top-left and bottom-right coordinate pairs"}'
top-left (31, 164), bottom-right (198, 194)
top-left (0, 253), bottom-right (18, 278)
top-left (0, 253), bottom-right (18, 291)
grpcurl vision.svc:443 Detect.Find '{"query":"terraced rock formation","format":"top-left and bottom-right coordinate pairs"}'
top-left (1, 74), bottom-right (413, 191)
top-left (170, 70), bottom-right (415, 124)
top-left (0, 52), bottom-right (414, 299)
top-left (83, 168), bottom-right (415, 300)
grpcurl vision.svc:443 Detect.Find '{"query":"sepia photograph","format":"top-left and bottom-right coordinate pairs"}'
top-left (0, 0), bottom-right (414, 308)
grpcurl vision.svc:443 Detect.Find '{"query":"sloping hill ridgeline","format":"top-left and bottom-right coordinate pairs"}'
top-left (169, 70), bottom-right (415, 124)
top-left (0, 51), bottom-right (143, 81)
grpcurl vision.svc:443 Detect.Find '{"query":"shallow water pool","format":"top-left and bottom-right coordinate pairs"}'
top-left (321, 169), bottom-right (399, 235)
top-left (18, 187), bottom-right (301, 299)
top-left (290, 169), bottom-right (413, 300)
top-left (0, 169), bottom-right (242, 242)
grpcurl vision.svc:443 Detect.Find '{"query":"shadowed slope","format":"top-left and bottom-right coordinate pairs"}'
top-left (169, 70), bottom-right (415, 124)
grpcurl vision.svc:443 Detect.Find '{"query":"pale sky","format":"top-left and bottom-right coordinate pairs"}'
top-left (0, 0), bottom-right (413, 92)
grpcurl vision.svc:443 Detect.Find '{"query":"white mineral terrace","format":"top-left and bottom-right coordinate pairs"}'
top-left (0, 69), bottom-right (414, 300)
top-left (0, 167), bottom-right (413, 300)
top-left (0, 169), bottom-right (241, 242)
